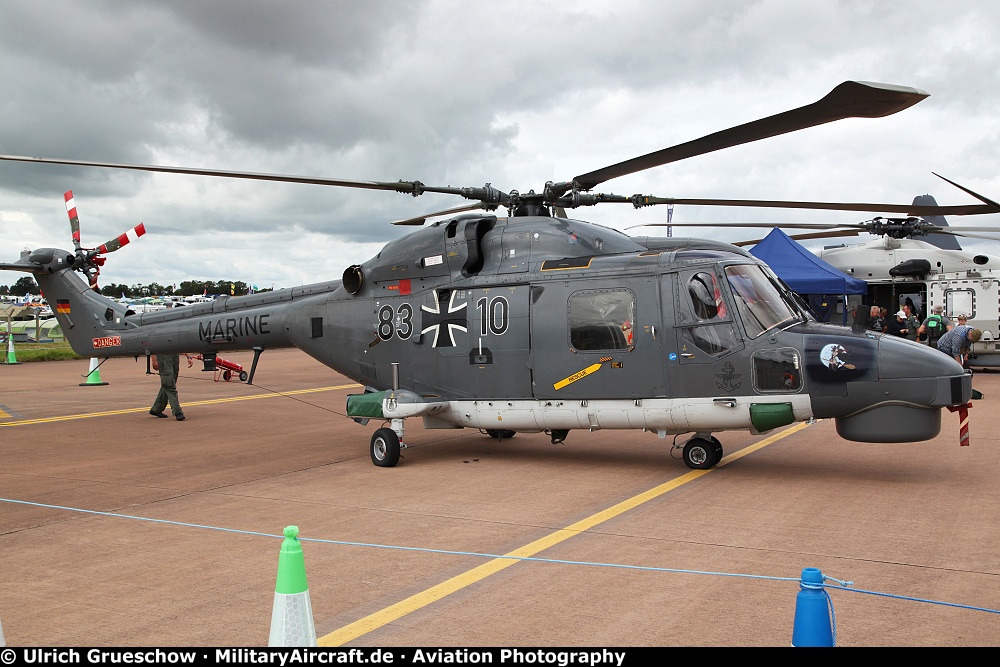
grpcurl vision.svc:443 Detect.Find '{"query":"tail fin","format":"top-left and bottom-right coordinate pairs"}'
top-left (912, 194), bottom-right (962, 250)
top-left (3, 247), bottom-right (137, 357)
top-left (36, 268), bottom-right (135, 357)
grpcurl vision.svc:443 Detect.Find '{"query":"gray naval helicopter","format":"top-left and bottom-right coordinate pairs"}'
top-left (3, 81), bottom-right (996, 469)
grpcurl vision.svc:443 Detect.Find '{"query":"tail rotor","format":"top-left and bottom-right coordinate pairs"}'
top-left (63, 190), bottom-right (146, 291)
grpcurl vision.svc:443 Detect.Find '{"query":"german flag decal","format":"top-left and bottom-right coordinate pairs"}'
top-left (56, 299), bottom-right (71, 314)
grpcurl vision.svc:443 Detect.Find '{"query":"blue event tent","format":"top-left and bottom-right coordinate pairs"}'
top-left (749, 228), bottom-right (867, 295)
top-left (748, 228), bottom-right (867, 322)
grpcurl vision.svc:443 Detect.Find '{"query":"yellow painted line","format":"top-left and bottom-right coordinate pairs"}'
top-left (319, 420), bottom-right (814, 646)
top-left (0, 408), bottom-right (11, 419)
top-left (0, 383), bottom-right (362, 427)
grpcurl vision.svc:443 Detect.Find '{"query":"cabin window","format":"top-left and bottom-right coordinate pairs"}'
top-left (944, 288), bottom-right (975, 320)
top-left (686, 272), bottom-right (727, 321)
top-left (569, 289), bottom-right (635, 351)
top-left (753, 348), bottom-right (801, 392)
top-left (680, 323), bottom-right (739, 357)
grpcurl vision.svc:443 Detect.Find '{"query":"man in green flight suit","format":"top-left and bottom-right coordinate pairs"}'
top-left (150, 353), bottom-right (187, 421)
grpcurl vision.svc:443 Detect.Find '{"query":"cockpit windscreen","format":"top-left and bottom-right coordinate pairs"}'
top-left (725, 264), bottom-right (797, 338)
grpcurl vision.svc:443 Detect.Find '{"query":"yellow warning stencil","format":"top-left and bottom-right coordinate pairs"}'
top-left (554, 363), bottom-right (603, 390)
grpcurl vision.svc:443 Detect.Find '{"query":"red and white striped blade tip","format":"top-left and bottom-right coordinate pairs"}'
top-left (97, 223), bottom-right (146, 254)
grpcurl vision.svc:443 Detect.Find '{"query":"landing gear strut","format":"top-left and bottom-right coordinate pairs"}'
top-left (547, 429), bottom-right (569, 444)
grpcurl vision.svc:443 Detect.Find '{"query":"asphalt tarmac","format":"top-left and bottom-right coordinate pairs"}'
top-left (1, 349), bottom-right (999, 647)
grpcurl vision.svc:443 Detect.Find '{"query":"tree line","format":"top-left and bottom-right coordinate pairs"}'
top-left (1, 277), bottom-right (269, 298)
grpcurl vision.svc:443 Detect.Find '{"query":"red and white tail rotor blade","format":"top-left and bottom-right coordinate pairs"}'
top-left (64, 190), bottom-right (82, 250)
top-left (96, 222), bottom-right (146, 254)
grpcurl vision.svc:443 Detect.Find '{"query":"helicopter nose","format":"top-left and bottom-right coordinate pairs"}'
top-left (833, 336), bottom-right (971, 443)
top-left (877, 336), bottom-right (966, 387)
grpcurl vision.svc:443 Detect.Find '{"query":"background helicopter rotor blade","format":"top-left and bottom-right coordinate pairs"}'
top-left (620, 195), bottom-right (999, 216)
top-left (932, 172), bottom-right (1000, 211)
top-left (627, 221), bottom-right (865, 231)
top-left (920, 228), bottom-right (1000, 241)
top-left (732, 229), bottom-right (862, 247)
top-left (932, 225), bottom-right (1000, 234)
top-left (569, 81), bottom-right (929, 193)
top-left (635, 217), bottom-right (1000, 245)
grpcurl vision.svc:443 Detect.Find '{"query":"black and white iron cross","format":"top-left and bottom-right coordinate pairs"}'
top-left (421, 289), bottom-right (468, 348)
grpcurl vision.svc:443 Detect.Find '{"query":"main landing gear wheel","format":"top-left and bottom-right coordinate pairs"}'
top-left (371, 427), bottom-right (401, 467)
top-left (485, 429), bottom-right (516, 440)
top-left (682, 437), bottom-right (722, 470)
top-left (710, 436), bottom-right (723, 466)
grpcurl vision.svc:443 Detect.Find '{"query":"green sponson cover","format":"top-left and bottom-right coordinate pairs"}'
top-left (347, 391), bottom-right (386, 419)
top-left (750, 402), bottom-right (794, 432)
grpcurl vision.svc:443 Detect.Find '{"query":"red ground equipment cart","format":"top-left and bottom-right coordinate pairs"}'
top-left (188, 354), bottom-right (248, 382)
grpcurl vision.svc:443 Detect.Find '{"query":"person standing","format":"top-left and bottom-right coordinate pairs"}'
top-left (918, 305), bottom-right (952, 345)
top-left (886, 310), bottom-right (910, 338)
top-left (866, 306), bottom-right (886, 333)
top-left (902, 304), bottom-right (921, 341)
top-left (150, 353), bottom-right (187, 421)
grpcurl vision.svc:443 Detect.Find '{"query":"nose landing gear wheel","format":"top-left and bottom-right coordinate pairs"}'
top-left (371, 427), bottom-right (401, 467)
top-left (682, 437), bottom-right (722, 470)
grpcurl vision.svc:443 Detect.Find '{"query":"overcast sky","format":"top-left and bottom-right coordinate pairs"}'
top-left (2, 0), bottom-right (999, 290)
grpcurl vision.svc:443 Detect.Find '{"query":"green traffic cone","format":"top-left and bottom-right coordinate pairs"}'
top-left (4, 334), bottom-right (20, 365)
top-left (268, 526), bottom-right (316, 647)
top-left (79, 357), bottom-right (109, 386)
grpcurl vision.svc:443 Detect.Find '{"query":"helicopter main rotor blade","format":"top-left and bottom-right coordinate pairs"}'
top-left (391, 202), bottom-right (494, 226)
top-left (932, 172), bottom-right (1000, 211)
top-left (932, 225), bottom-right (1000, 234)
top-left (570, 81), bottom-right (928, 193)
top-left (0, 154), bottom-right (511, 205)
top-left (924, 229), bottom-right (1000, 241)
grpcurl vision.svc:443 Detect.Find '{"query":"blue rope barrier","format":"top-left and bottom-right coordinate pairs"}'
top-left (3, 496), bottom-right (999, 616)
